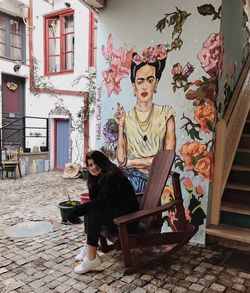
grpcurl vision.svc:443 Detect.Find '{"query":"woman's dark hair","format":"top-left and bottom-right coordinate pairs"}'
top-left (85, 150), bottom-right (124, 191)
top-left (130, 52), bottom-right (166, 84)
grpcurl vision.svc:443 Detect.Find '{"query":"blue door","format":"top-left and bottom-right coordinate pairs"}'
top-left (56, 120), bottom-right (69, 169)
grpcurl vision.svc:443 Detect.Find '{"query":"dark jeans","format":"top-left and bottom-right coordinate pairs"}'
top-left (86, 209), bottom-right (138, 247)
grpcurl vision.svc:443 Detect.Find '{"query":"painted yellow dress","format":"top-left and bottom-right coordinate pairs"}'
top-left (123, 104), bottom-right (175, 192)
top-left (125, 104), bottom-right (175, 160)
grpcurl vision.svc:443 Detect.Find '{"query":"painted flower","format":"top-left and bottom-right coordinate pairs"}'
top-left (196, 185), bottom-right (204, 195)
top-left (180, 141), bottom-right (207, 171)
top-left (161, 185), bottom-right (174, 204)
top-left (102, 34), bottom-right (134, 97)
top-left (186, 80), bottom-right (217, 106)
top-left (192, 80), bottom-right (202, 87)
top-left (156, 44), bottom-right (168, 60)
top-left (133, 54), bottom-right (143, 65)
top-left (101, 34), bottom-right (113, 60)
top-left (198, 32), bottom-right (224, 77)
top-left (103, 118), bottom-right (118, 143)
top-left (102, 65), bottom-right (129, 97)
top-left (183, 177), bottom-right (193, 190)
top-left (182, 62), bottom-right (194, 78)
top-left (194, 105), bottom-right (215, 133)
top-left (172, 63), bottom-right (183, 75)
top-left (194, 151), bottom-right (213, 181)
top-left (132, 44), bottom-right (167, 65)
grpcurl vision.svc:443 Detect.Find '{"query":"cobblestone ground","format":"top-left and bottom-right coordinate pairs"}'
top-left (0, 172), bottom-right (250, 293)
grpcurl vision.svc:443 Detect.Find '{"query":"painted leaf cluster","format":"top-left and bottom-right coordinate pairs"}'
top-left (156, 8), bottom-right (191, 51)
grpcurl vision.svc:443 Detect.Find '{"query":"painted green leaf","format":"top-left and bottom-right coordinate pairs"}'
top-left (183, 83), bottom-right (191, 92)
top-left (175, 162), bottom-right (184, 172)
top-left (188, 129), bottom-right (195, 140)
top-left (191, 155), bottom-right (197, 166)
top-left (156, 18), bottom-right (167, 32)
top-left (169, 14), bottom-right (176, 26)
top-left (194, 129), bottom-right (202, 140)
top-left (197, 152), bottom-right (204, 160)
top-left (206, 118), bottom-right (214, 131)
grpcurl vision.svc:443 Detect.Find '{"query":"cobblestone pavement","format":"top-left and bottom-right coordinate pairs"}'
top-left (0, 172), bottom-right (250, 293)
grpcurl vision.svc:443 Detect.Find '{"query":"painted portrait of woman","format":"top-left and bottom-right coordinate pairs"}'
top-left (114, 44), bottom-right (176, 192)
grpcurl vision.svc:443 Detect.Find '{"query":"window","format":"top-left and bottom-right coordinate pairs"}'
top-left (45, 9), bottom-right (74, 74)
top-left (0, 12), bottom-right (25, 62)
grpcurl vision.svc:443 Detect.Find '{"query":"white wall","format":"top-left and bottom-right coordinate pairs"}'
top-left (0, 0), bottom-right (91, 166)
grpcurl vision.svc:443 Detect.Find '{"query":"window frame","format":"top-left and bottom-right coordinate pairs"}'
top-left (0, 12), bottom-right (25, 62)
top-left (44, 8), bottom-right (74, 76)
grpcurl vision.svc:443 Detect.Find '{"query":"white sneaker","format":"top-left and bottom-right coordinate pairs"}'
top-left (74, 255), bottom-right (102, 274)
top-left (75, 244), bottom-right (87, 261)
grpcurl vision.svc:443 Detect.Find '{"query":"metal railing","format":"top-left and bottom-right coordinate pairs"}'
top-left (0, 116), bottom-right (49, 163)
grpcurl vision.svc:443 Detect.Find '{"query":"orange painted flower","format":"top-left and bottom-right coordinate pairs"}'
top-left (180, 141), bottom-right (207, 171)
top-left (194, 105), bottom-right (215, 133)
top-left (194, 151), bottom-right (214, 181)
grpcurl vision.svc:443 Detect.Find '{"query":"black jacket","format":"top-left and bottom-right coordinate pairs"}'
top-left (68, 171), bottom-right (139, 222)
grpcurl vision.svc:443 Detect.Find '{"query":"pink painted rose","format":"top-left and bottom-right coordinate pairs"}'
top-left (196, 185), bottom-right (204, 195)
top-left (133, 54), bottom-right (143, 65)
top-left (198, 33), bottom-right (224, 77)
top-left (172, 63), bottom-right (183, 75)
top-left (194, 105), bottom-right (215, 133)
top-left (192, 80), bottom-right (202, 87)
top-left (183, 177), bottom-right (193, 189)
top-left (186, 89), bottom-right (199, 101)
top-left (156, 44), bottom-right (168, 60)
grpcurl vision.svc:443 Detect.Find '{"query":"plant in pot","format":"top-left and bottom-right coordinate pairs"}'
top-left (58, 194), bottom-right (81, 224)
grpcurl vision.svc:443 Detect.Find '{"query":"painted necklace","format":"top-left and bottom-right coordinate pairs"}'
top-left (133, 106), bottom-right (154, 141)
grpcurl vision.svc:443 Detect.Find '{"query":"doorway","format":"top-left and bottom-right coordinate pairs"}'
top-left (2, 74), bottom-right (25, 148)
top-left (55, 119), bottom-right (69, 170)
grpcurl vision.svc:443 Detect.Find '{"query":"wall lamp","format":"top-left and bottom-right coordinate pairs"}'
top-left (14, 60), bottom-right (22, 72)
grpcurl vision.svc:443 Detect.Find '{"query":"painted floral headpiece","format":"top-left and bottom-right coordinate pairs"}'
top-left (132, 44), bottom-right (168, 65)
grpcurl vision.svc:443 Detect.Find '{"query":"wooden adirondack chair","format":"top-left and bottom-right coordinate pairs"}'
top-left (100, 150), bottom-right (197, 273)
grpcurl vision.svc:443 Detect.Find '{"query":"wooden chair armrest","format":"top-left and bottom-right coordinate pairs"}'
top-left (113, 199), bottom-right (182, 226)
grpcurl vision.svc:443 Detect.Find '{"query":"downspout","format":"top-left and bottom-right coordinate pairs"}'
top-left (28, 0), bottom-right (34, 91)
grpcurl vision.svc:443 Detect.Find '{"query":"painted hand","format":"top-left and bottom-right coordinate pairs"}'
top-left (114, 103), bottom-right (126, 127)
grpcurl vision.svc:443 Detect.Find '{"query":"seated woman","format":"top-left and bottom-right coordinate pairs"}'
top-left (67, 150), bottom-right (139, 274)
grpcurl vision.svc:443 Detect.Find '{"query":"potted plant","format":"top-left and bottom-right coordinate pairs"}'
top-left (58, 194), bottom-right (81, 224)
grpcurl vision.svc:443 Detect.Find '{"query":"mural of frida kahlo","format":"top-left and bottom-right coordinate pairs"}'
top-left (113, 44), bottom-right (176, 192)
